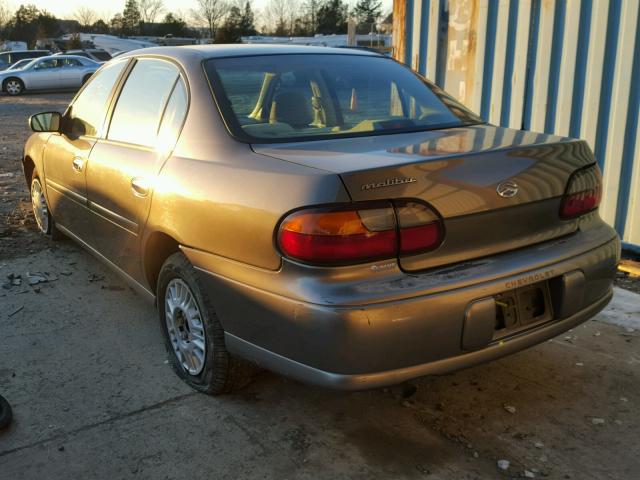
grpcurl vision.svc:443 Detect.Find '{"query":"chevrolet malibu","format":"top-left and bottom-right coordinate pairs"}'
top-left (23, 45), bottom-right (620, 394)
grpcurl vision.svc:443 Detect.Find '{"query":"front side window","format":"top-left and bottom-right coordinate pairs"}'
top-left (204, 54), bottom-right (481, 143)
top-left (108, 58), bottom-right (180, 147)
top-left (67, 60), bottom-right (128, 137)
top-left (35, 59), bottom-right (59, 70)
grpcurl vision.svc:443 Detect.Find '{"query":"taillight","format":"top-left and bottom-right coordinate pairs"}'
top-left (560, 165), bottom-right (602, 219)
top-left (395, 201), bottom-right (444, 255)
top-left (277, 201), bottom-right (444, 265)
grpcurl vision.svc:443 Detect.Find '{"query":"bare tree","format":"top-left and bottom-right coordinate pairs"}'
top-left (191, 0), bottom-right (229, 40)
top-left (0, 0), bottom-right (13, 32)
top-left (96, 9), bottom-right (112, 23)
top-left (265, 0), bottom-right (293, 35)
top-left (74, 6), bottom-right (97, 29)
top-left (139, 0), bottom-right (165, 24)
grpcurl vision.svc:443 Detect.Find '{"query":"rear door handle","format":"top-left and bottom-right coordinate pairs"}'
top-left (72, 157), bottom-right (84, 173)
top-left (131, 177), bottom-right (150, 197)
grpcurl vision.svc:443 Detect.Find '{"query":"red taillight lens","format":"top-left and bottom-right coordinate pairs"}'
top-left (560, 188), bottom-right (602, 218)
top-left (399, 223), bottom-right (442, 253)
top-left (277, 201), bottom-right (444, 265)
top-left (278, 205), bottom-right (396, 264)
top-left (395, 201), bottom-right (444, 255)
top-left (560, 165), bottom-right (602, 219)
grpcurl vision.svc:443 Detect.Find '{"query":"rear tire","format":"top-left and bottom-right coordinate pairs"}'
top-left (3, 78), bottom-right (24, 95)
top-left (81, 74), bottom-right (92, 85)
top-left (157, 252), bottom-right (254, 395)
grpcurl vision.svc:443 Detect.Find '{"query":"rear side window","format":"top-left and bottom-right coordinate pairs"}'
top-left (67, 60), bottom-right (128, 137)
top-left (156, 78), bottom-right (188, 152)
top-left (108, 58), bottom-right (180, 147)
top-left (34, 59), bottom-right (59, 70)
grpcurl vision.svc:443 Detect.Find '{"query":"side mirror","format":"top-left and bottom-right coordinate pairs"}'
top-left (29, 112), bottom-right (62, 132)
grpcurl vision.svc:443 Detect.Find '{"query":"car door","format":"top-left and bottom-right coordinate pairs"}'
top-left (43, 60), bottom-right (129, 245)
top-left (86, 58), bottom-right (188, 281)
top-left (25, 58), bottom-right (61, 89)
top-left (58, 58), bottom-right (85, 87)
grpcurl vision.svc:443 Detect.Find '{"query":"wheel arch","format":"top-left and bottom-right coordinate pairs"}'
top-left (143, 230), bottom-right (182, 294)
top-left (2, 76), bottom-right (24, 92)
top-left (22, 155), bottom-right (35, 187)
top-left (23, 132), bottom-right (49, 189)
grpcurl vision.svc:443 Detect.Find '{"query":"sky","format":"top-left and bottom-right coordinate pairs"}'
top-left (10, 0), bottom-right (394, 23)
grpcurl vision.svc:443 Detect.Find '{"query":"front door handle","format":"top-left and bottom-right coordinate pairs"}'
top-left (72, 157), bottom-right (84, 173)
top-left (131, 177), bottom-right (150, 197)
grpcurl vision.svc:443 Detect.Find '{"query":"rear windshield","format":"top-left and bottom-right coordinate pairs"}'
top-left (91, 51), bottom-right (112, 61)
top-left (204, 54), bottom-right (482, 143)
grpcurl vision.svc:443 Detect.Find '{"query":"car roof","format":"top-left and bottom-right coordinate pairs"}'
top-left (37, 54), bottom-right (96, 61)
top-left (119, 44), bottom-right (381, 62)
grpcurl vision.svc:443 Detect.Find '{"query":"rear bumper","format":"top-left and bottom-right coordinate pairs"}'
top-left (224, 289), bottom-right (612, 390)
top-left (187, 222), bottom-right (620, 390)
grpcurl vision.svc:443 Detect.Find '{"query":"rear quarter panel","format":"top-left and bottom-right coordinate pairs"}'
top-left (146, 148), bottom-right (349, 271)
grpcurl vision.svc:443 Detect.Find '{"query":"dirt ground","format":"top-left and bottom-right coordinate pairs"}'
top-left (0, 92), bottom-right (72, 258)
top-left (1, 93), bottom-right (640, 480)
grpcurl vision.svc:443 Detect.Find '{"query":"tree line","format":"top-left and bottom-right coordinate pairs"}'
top-left (0, 0), bottom-right (385, 47)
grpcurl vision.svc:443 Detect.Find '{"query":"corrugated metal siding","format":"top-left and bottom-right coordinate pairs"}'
top-left (393, 0), bottom-right (640, 251)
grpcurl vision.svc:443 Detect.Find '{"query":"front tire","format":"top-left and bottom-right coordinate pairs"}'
top-left (30, 175), bottom-right (51, 235)
top-left (30, 172), bottom-right (62, 240)
top-left (3, 78), bottom-right (24, 95)
top-left (157, 252), bottom-right (253, 395)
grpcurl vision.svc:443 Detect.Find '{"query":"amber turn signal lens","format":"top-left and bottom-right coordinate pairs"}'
top-left (278, 205), bottom-right (397, 265)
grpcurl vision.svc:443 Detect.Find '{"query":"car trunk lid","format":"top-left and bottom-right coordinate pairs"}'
top-left (253, 125), bottom-right (597, 271)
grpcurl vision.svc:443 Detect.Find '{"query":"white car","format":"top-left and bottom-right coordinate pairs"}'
top-left (54, 49), bottom-right (113, 63)
top-left (0, 55), bottom-right (100, 95)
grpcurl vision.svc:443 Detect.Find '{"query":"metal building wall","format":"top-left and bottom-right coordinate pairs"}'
top-left (393, 0), bottom-right (640, 251)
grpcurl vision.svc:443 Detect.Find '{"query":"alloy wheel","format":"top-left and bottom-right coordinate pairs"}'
top-left (164, 278), bottom-right (207, 375)
top-left (5, 80), bottom-right (22, 95)
top-left (30, 178), bottom-right (49, 234)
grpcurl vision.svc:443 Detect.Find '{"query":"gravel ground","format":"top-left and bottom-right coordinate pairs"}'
top-left (0, 92), bottom-right (72, 259)
top-left (1, 93), bottom-right (639, 479)
top-left (615, 270), bottom-right (640, 295)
